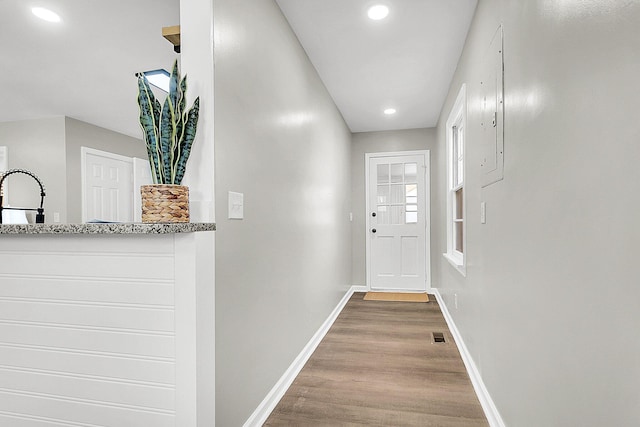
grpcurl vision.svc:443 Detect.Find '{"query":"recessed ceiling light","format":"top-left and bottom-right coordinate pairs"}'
top-left (140, 69), bottom-right (171, 93)
top-left (31, 7), bottom-right (61, 23)
top-left (384, 108), bottom-right (396, 115)
top-left (368, 5), bottom-right (389, 20)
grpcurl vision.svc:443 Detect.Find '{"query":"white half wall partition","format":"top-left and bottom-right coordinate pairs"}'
top-left (0, 226), bottom-right (215, 426)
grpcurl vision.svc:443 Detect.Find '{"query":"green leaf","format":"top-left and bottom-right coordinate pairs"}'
top-left (171, 76), bottom-right (189, 183)
top-left (137, 75), bottom-right (162, 183)
top-left (174, 97), bottom-right (200, 185)
top-left (178, 76), bottom-right (187, 117)
top-left (175, 76), bottom-right (187, 147)
top-left (160, 97), bottom-right (175, 184)
top-left (168, 60), bottom-right (181, 118)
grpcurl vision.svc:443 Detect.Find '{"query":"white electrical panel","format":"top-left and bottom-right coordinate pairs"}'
top-left (480, 25), bottom-right (504, 187)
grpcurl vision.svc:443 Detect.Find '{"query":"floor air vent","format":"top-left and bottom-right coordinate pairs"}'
top-left (432, 332), bottom-right (446, 344)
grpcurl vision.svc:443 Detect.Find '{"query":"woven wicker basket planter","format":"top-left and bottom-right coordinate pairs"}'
top-left (141, 184), bottom-right (190, 223)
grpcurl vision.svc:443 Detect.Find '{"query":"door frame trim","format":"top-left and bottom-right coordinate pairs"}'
top-left (0, 146), bottom-right (8, 201)
top-left (365, 150), bottom-right (431, 292)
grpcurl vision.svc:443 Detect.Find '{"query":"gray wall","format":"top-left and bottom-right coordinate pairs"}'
top-left (213, 0), bottom-right (352, 425)
top-left (0, 118), bottom-right (67, 223)
top-left (64, 117), bottom-right (145, 223)
top-left (350, 128), bottom-right (438, 286)
top-left (0, 117), bottom-right (145, 224)
top-left (434, 1), bottom-right (640, 425)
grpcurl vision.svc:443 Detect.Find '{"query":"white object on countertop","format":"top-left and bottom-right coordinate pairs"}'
top-left (1, 207), bottom-right (29, 224)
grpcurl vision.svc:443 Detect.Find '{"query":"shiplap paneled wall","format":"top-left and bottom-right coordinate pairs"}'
top-left (0, 233), bottom-right (208, 426)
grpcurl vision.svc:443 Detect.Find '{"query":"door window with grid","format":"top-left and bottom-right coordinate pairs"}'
top-left (376, 162), bottom-right (419, 225)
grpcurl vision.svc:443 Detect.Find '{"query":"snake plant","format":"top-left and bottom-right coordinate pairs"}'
top-left (137, 60), bottom-right (200, 185)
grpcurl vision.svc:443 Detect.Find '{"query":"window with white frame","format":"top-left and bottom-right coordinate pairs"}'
top-left (444, 85), bottom-right (466, 274)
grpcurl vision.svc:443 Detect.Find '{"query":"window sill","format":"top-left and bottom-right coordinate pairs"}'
top-left (443, 253), bottom-right (466, 277)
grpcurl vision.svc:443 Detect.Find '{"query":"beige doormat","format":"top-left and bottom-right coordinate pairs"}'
top-left (363, 292), bottom-right (429, 303)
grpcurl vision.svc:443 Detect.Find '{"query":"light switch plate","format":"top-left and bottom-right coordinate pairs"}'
top-left (480, 202), bottom-right (486, 224)
top-left (228, 191), bottom-right (244, 220)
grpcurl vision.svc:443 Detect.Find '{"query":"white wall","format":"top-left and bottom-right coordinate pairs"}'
top-left (0, 118), bottom-right (67, 223)
top-left (180, 0), bottom-right (215, 223)
top-left (434, 1), bottom-right (640, 425)
top-left (350, 128), bottom-right (438, 286)
top-left (213, 0), bottom-right (352, 425)
top-left (179, 0), bottom-right (216, 424)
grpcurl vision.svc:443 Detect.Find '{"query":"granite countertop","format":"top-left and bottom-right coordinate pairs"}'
top-left (0, 222), bottom-right (216, 235)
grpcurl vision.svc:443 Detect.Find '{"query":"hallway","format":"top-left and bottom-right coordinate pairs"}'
top-left (266, 293), bottom-right (488, 426)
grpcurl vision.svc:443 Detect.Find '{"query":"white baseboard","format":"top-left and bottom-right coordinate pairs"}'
top-left (351, 285), bottom-right (368, 292)
top-left (432, 290), bottom-right (506, 427)
top-left (243, 286), bottom-right (356, 427)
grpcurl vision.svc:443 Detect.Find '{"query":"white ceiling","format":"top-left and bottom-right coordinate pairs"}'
top-left (0, 0), bottom-right (179, 139)
top-left (276, 0), bottom-right (478, 132)
top-left (1, 0), bottom-right (477, 138)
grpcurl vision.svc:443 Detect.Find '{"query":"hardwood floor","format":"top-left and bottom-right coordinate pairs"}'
top-left (265, 292), bottom-right (488, 426)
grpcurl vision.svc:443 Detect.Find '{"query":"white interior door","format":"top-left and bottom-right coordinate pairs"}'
top-left (366, 151), bottom-right (429, 291)
top-left (82, 147), bottom-right (133, 223)
top-left (133, 157), bottom-right (153, 222)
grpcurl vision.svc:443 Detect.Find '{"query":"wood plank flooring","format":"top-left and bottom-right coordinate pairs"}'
top-left (265, 292), bottom-right (488, 426)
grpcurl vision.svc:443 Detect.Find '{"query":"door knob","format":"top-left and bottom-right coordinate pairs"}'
top-left (371, 228), bottom-right (377, 233)
top-left (371, 212), bottom-right (376, 217)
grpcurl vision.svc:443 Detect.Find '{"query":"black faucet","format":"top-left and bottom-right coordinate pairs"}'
top-left (0, 169), bottom-right (46, 224)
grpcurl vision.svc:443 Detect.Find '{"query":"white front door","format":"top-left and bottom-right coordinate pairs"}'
top-left (366, 151), bottom-right (430, 291)
top-left (81, 147), bottom-right (133, 223)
